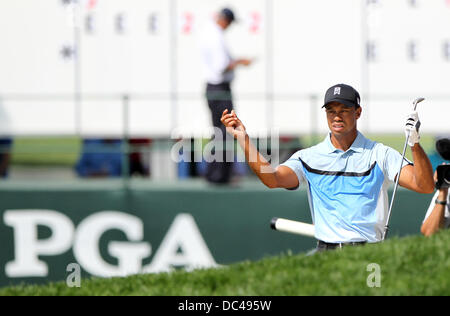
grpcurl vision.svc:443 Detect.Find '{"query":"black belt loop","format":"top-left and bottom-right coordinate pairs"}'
top-left (317, 240), bottom-right (367, 251)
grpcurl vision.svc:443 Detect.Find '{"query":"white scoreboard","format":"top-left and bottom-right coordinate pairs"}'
top-left (0, 0), bottom-right (449, 137)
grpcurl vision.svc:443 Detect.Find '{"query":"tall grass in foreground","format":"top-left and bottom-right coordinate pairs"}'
top-left (1, 230), bottom-right (448, 296)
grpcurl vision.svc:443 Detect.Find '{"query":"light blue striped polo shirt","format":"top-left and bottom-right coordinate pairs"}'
top-left (281, 132), bottom-right (411, 243)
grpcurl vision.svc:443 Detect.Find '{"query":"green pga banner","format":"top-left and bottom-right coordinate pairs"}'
top-left (0, 181), bottom-right (433, 287)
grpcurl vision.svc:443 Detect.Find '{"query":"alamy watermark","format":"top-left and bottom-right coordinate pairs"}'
top-left (170, 127), bottom-right (280, 173)
top-left (366, 263), bottom-right (381, 288)
top-left (66, 263), bottom-right (81, 288)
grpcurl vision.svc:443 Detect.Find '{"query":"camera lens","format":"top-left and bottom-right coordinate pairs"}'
top-left (444, 168), bottom-right (450, 184)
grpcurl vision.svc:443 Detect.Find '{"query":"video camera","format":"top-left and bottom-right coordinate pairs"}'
top-left (435, 138), bottom-right (450, 190)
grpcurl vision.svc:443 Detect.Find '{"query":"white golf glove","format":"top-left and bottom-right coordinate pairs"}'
top-left (405, 111), bottom-right (421, 147)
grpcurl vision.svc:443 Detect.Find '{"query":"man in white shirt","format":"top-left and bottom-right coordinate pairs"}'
top-left (199, 8), bottom-right (252, 184)
top-left (421, 138), bottom-right (450, 236)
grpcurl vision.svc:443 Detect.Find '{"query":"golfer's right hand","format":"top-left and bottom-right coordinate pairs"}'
top-left (221, 109), bottom-right (246, 139)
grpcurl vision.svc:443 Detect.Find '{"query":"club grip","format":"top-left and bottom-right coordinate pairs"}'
top-left (270, 217), bottom-right (315, 238)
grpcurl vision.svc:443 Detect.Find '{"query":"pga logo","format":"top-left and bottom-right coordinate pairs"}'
top-left (4, 210), bottom-right (217, 278)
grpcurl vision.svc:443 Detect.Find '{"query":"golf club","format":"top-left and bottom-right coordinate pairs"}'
top-left (382, 97), bottom-right (425, 240)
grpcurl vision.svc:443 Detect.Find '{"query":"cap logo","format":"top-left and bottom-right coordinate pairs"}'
top-left (334, 87), bottom-right (341, 95)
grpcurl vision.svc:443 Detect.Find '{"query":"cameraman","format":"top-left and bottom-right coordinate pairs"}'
top-left (421, 138), bottom-right (450, 236)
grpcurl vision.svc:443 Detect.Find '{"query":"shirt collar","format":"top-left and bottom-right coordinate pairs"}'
top-left (323, 131), bottom-right (365, 154)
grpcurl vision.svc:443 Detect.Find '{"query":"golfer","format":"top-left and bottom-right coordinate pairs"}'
top-left (221, 84), bottom-right (434, 251)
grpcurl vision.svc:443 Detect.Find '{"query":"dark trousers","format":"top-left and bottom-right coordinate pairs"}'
top-left (205, 82), bottom-right (234, 184)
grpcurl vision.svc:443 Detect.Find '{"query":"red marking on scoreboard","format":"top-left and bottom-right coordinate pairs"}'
top-left (249, 11), bottom-right (261, 34)
top-left (87, 0), bottom-right (97, 10)
top-left (182, 12), bottom-right (194, 35)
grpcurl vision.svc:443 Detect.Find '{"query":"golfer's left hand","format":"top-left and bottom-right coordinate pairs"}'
top-left (405, 110), bottom-right (421, 146)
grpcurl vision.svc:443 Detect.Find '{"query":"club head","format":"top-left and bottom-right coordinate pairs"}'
top-left (413, 97), bottom-right (425, 110)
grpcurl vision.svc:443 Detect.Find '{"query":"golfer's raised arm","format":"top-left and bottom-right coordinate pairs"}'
top-left (398, 144), bottom-right (434, 194)
top-left (220, 109), bottom-right (299, 189)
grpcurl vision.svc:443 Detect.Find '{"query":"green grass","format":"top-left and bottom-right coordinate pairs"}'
top-left (10, 137), bottom-right (81, 166)
top-left (1, 230), bottom-right (448, 296)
